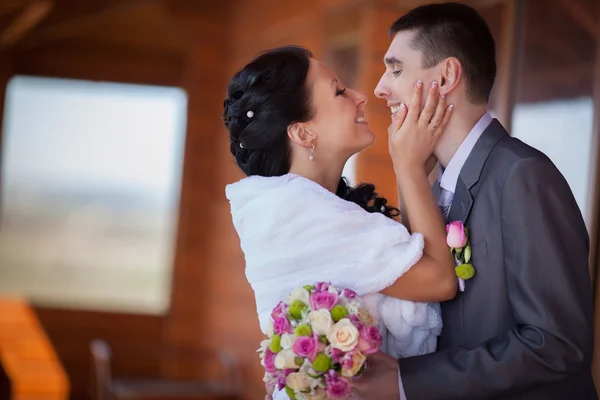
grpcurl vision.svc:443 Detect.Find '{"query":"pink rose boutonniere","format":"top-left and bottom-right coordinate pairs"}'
top-left (446, 221), bottom-right (475, 291)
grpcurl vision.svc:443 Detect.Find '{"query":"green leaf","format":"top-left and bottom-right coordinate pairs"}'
top-left (464, 244), bottom-right (472, 263)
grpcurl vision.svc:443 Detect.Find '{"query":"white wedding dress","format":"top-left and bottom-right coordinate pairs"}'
top-left (226, 174), bottom-right (442, 399)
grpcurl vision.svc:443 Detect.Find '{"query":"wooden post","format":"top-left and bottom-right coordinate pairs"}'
top-left (493, 0), bottom-right (525, 133)
top-left (588, 1), bottom-right (600, 393)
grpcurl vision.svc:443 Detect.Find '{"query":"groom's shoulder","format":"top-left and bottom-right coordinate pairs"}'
top-left (485, 134), bottom-right (567, 189)
top-left (486, 133), bottom-right (554, 172)
top-left (495, 133), bottom-right (549, 164)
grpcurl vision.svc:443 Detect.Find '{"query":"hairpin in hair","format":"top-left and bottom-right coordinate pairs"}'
top-left (246, 110), bottom-right (254, 118)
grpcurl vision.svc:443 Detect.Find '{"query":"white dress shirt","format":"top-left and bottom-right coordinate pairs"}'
top-left (397, 111), bottom-right (493, 400)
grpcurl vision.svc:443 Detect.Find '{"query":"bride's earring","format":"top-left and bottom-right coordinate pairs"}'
top-left (309, 143), bottom-right (315, 161)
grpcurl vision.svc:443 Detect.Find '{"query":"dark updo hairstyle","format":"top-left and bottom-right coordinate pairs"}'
top-left (222, 46), bottom-right (399, 219)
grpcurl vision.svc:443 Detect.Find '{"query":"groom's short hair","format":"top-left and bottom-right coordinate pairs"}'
top-left (390, 2), bottom-right (496, 104)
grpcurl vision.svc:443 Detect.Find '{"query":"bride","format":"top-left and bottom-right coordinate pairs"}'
top-left (222, 46), bottom-right (456, 398)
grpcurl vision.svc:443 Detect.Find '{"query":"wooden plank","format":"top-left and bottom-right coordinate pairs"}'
top-left (559, 0), bottom-right (597, 38)
top-left (0, 1), bottom-right (53, 48)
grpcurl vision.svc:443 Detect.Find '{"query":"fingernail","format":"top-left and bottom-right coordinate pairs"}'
top-left (431, 81), bottom-right (438, 89)
top-left (441, 94), bottom-right (446, 99)
top-left (449, 104), bottom-right (454, 109)
top-left (416, 80), bottom-right (423, 88)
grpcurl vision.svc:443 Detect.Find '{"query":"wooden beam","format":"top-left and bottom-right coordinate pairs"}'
top-left (18, 0), bottom-right (155, 50)
top-left (493, 0), bottom-right (525, 131)
top-left (0, 0), bottom-right (37, 16)
top-left (0, 0), bottom-right (52, 48)
top-left (559, 0), bottom-right (597, 38)
top-left (467, 0), bottom-right (507, 7)
top-left (15, 40), bottom-right (185, 87)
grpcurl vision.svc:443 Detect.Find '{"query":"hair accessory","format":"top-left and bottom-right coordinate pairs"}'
top-left (240, 142), bottom-right (244, 148)
top-left (246, 110), bottom-right (254, 118)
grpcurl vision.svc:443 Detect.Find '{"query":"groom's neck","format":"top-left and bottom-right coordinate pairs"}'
top-left (434, 104), bottom-right (488, 168)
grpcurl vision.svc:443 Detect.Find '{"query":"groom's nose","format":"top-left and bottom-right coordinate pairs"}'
top-left (374, 76), bottom-right (390, 99)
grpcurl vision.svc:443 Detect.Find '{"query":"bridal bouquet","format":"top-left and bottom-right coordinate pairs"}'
top-left (257, 282), bottom-right (382, 400)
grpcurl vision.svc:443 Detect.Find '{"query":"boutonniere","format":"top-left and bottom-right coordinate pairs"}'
top-left (446, 221), bottom-right (474, 292)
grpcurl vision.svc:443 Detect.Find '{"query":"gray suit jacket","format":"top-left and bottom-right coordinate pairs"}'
top-left (399, 120), bottom-right (597, 399)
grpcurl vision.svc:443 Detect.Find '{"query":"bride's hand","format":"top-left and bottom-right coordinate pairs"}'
top-left (388, 80), bottom-right (453, 173)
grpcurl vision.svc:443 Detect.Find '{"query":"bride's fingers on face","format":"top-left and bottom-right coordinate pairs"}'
top-left (406, 80), bottom-right (423, 124)
top-left (428, 92), bottom-right (447, 132)
top-left (419, 81), bottom-right (439, 126)
top-left (433, 104), bottom-right (454, 139)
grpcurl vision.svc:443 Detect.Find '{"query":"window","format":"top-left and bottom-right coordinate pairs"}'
top-left (0, 76), bottom-right (187, 314)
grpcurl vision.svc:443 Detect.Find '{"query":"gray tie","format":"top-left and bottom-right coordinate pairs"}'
top-left (438, 187), bottom-right (454, 221)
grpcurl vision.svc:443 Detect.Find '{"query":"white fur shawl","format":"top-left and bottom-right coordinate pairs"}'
top-left (225, 173), bottom-right (442, 359)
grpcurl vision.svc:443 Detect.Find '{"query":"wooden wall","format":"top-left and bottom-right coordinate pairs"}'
top-left (0, 1), bottom-right (412, 399)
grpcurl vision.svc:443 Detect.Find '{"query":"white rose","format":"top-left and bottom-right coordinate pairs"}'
top-left (327, 285), bottom-right (339, 295)
top-left (346, 300), bottom-right (360, 315)
top-left (257, 339), bottom-right (269, 354)
top-left (306, 388), bottom-right (328, 400)
top-left (288, 287), bottom-right (310, 305)
top-left (280, 333), bottom-right (295, 350)
top-left (341, 351), bottom-right (367, 377)
top-left (266, 319), bottom-right (274, 338)
top-left (286, 371), bottom-right (312, 391)
top-left (327, 318), bottom-right (360, 352)
top-left (296, 388), bottom-right (327, 400)
top-left (357, 307), bottom-right (377, 327)
top-left (274, 349), bottom-right (297, 369)
top-left (308, 309), bottom-right (334, 336)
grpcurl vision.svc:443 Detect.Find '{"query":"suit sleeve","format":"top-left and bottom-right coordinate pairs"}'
top-left (397, 156), bottom-right (594, 399)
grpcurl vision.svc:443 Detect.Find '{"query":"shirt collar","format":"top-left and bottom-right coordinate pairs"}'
top-left (439, 112), bottom-right (493, 193)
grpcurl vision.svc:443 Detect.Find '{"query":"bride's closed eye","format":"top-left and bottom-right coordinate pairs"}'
top-left (335, 87), bottom-right (347, 96)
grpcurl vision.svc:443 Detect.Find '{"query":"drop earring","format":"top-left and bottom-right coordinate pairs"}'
top-left (309, 143), bottom-right (315, 161)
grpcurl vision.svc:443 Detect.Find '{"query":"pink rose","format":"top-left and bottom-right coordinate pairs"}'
top-left (273, 315), bottom-right (292, 335)
top-left (315, 282), bottom-right (330, 292)
top-left (310, 291), bottom-right (339, 310)
top-left (271, 301), bottom-right (288, 319)
top-left (330, 348), bottom-right (345, 364)
top-left (325, 371), bottom-right (351, 399)
top-left (349, 315), bottom-right (363, 330)
top-left (343, 289), bottom-right (357, 299)
top-left (357, 325), bottom-right (382, 355)
top-left (292, 334), bottom-right (318, 361)
top-left (275, 369), bottom-right (294, 390)
top-left (264, 349), bottom-right (277, 373)
top-left (340, 353), bottom-right (354, 369)
top-left (446, 221), bottom-right (467, 248)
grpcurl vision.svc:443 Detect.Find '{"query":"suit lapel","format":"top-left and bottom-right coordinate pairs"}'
top-left (446, 119), bottom-right (508, 224)
top-left (447, 177), bottom-right (473, 224)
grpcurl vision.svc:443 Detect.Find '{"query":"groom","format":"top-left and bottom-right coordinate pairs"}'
top-left (353, 3), bottom-right (597, 399)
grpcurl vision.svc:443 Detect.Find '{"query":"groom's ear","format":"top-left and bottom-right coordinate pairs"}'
top-left (287, 122), bottom-right (315, 147)
top-left (439, 57), bottom-right (462, 96)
